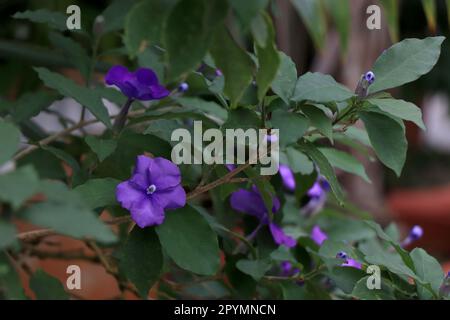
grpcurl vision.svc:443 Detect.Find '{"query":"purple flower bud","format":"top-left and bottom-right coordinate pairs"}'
top-left (281, 261), bottom-right (300, 276)
top-left (215, 69), bottom-right (223, 77)
top-left (311, 225), bottom-right (328, 245)
top-left (279, 164), bottom-right (295, 191)
top-left (409, 225), bottom-right (423, 241)
top-left (364, 71), bottom-right (375, 85)
top-left (336, 251), bottom-right (348, 260)
top-left (178, 82), bottom-right (189, 92)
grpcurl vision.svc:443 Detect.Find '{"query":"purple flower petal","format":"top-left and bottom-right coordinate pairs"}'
top-left (105, 65), bottom-right (129, 86)
top-left (149, 157), bottom-right (182, 190)
top-left (269, 223), bottom-right (297, 248)
top-left (225, 164), bottom-right (237, 171)
top-left (129, 172), bottom-right (149, 190)
top-left (230, 189), bottom-right (268, 221)
top-left (105, 65), bottom-right (169, 101)
top-left (135, 68), bottom-right (158, 86)
top-left (279, 164), bottom-right (295, 191)
top-left (130, 197), bottom-right (165, 228)
top-left (311, 225), bottom-right (328, 245)
top-left (307, 182), bottom-right (324, 198)
top-left (154, 185), bottom-right (187, 210)
top-left (342, 258), bottom-right (362, 269)
top-left (134, 155), bottom-right (153, 176)
top-left (149, 84), bottom-right (170, 99)
top-left (116, 181), bottom-right (145, 211)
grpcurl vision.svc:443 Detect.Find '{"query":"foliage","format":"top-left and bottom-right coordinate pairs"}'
top-left (0, 0), bottom-right (448, 300)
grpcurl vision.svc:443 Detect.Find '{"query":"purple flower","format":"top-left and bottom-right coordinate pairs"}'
top-left (336, 251), bottom-right (362, 270)
top-left (215, 69), bottom-right (223, 77)
top-left (281, 261), bottom-right (300, 277)
top-left (225, 163), bottom-right (237, 172)
top-left (401, 225), bottom-right (424, 247)
top-left (230, 186), bottom-right (296, 248)
top-left (105, 66), bottom-right (169, 101)
top-left (312, 228), bottom-right (362, 270)
top-left (178, 82), bottom-right (189, 92)
top-left (279, 164), bottom-right (295, 192)
top-left (116, 155), bottom-right (186, 228)
top-left (342, 258), bottom-right (362, 269)
top-left (311, 225), bottom-right (328, 245)
top-left (301, 177), bottom-right (330, 216)
top-left (364, 71), bottom-right (375, 85)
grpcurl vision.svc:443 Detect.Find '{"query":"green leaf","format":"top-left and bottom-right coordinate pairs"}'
top-left (291, 0), bottom-right (326, 49)
top-left (285, 147), bottom-right (314, 175)
top-left (0, 121), bottom-right (20, 165)
top-left (297, 142), bottom-right (345, 204)
top-left (342, 126), bottom-right (371, 148)
top-left (13, 9), bottom-right (67, 31)
top-left (302, 106), bottom-right (333, 142)
top-left (410, 248), bottom-right (443, 299)
top-left (327, 266), bottom-right (366, 294)
top-left (9, 91), bottom-right (56, 124)
top-left (319, 148), bottom-right (371, 183)
top-left (0, 220), bottom-right (17, 250)
top-left (73, 178), bottom-right (120, 210)
top-left (368, 98), bottom-right (425, 130)
top-left (222, 108), bottom-right (261, 130)
top-left (21, 189), bottom-right (117, 244)
top-left (0, 252), bottom-right (26, 299)
top-left (271, 109), bottom-right (309, 148)
top-left (292, 72), bottom-right (354, 103)
top-left (101, 0), bottom-right (137, 35)
top-left (29, 270), bottom-right (68, 300)
top-left (359, 110), bottom-right (407, 176)
top-left (364, 220), bottom-right (415, 271)
top-left (165, 0), bottom-right (228, 79)
top-left (228, 0), bottom-right (269, 27)
top-left (255, 13), bottom-right (280, 102)
top-left (85, 136), bottom-right (117, 162)
top-left (34, 67), bottom-right (111, 128)
top-left (364, 248), bottom-right (416, 279)
top-left (0, 166), bottom-right (39, 209)
top-left (271, 52), bottom-right (297, 104)
top-left (369, 37), bottom-right (445, 93)
top-left (42, 145), bottom-right (80, 172)
top-left (175, 97), bottom-right (227, 121)
top-left (352, 276), bottom-right (395, 300)
top-left (156, 205), bottom-right (220, 275)
top-left (48, 32), bottom-right (91, 82)
top-left (124, 0), bottom-right (175, 57)
top-left (144, 119), bottom-right (184, 144)
top-left (119, 227), bottom-right (163, 298)
top-left (236, 259), bottom-right (271, 281)
top-left (210, 27), bottom-right (256, 108)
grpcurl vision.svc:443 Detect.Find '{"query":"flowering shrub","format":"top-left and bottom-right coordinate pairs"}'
top-left (1, 0), bottom-right (449, 300)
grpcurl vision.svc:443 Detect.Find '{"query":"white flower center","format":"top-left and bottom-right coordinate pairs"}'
top-left (146, 184), bottom-right (156, 195)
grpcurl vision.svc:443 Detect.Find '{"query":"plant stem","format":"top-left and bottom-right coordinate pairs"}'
top-left (112, 98), bottom-right (134, 134)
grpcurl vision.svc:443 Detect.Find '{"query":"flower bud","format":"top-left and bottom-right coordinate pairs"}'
top-left (178, 82), bottom-right (189, 92)
top-left (364, 71), bottom-right (375, 85)
top-left (409, 225), bottom-right (423, 241)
